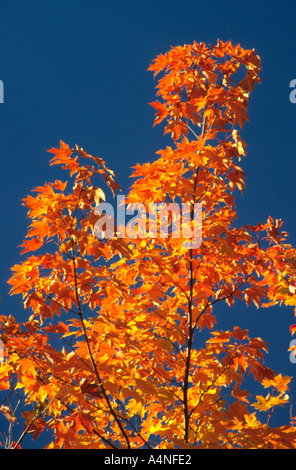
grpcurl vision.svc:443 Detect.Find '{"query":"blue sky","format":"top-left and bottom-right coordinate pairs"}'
top-left (1, 0), bottom-right (296, 443)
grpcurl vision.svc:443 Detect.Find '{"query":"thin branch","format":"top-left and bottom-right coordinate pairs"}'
top-left (189, 353), bottom-right (236, 420)
top-left (11, 394), bottom-right (57, 449)
top-left (70, 238), bottom-right (131, 449)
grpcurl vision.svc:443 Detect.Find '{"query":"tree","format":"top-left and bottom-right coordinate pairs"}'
top-left (1, 39), bottom-right (296, 449)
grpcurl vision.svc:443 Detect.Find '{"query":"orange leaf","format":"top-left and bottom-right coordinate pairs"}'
top-left (149, 100), bottom-right (168, 126)
top-left (290, 324), bottom-right (296, 336)
top-left (0, 405), bottom-right (17, 423)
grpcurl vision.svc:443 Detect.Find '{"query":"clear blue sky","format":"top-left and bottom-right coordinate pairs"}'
top-left (1, 0), bottom-right (296, 442)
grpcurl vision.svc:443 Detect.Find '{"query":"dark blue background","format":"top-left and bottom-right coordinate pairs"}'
top-left (1, 0), bottom-right (296, 447)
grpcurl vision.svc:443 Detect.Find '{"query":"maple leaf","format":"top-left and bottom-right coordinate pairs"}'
top-left (149, 100), bottom-right (168, 126)
top-left (79, 377), bottom-right (103, 398)
top-left (147, 53), bottom-right (169, 77)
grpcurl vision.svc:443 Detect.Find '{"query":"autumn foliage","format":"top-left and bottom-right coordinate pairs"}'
top-left (2, 40), bottom-right (296, 448)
